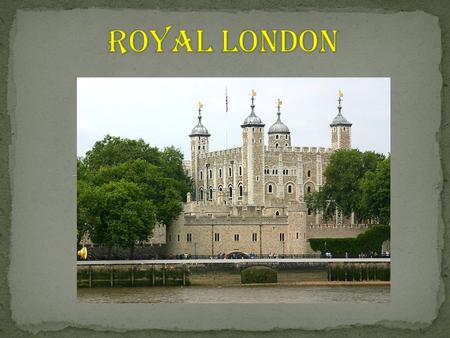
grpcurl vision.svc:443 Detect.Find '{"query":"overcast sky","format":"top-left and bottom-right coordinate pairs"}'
top-left (77, 77), bottom-right (390, 159)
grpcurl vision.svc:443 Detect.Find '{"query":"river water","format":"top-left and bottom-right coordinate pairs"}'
top-left (78, 285), bottom-right (389, 304)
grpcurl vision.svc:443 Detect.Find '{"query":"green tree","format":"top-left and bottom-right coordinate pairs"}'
top-left (77, 135), bottom-right (191, 258)
top-left (306, 149), bottom-right (386, 222)
top-left (360, 157), bottom-right (391, 224)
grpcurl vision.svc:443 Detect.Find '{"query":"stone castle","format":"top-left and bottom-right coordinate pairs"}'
top-left (163, 91), bottom-right (372, 257)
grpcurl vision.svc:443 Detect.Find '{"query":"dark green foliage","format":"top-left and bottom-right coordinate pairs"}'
top-left (241, 266), bottom-right (278, 284)
top-left (306, 149), bottom-right (390, 224)
top-left (77, 135), bottom-right (192, 256)
top-left (309, 225), bottom-right (390, 256)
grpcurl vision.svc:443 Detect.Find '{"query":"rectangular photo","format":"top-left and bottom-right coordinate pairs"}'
top-left (76, 77), bottom-right (390, 303)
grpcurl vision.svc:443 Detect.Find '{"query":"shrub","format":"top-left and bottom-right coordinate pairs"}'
top-left (241, 266), bottom-right (277, 284)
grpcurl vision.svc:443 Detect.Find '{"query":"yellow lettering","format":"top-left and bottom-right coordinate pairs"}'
top-left (222, 30), bottom-right (238, 53)
top-left (149, 25), bottom-right (172, 52)
top-left (299, 30), bottom-right (318, 53)
top-left (320, 29), bottom-right (337, 53)
top-left (172, 30), bottom-right (194, 52)
top-left (109, 30), bottom-right (128, 54)
top-left (129, 30), bottom-right (148, 53)
top-left (260, 30), bottom-right (277, 52)
top-left (280, 30), bottom-right (297, 52)
top-left (239, 30), bottom-right (258, 53)
top-left (197, 30), bottom-right (214, 53)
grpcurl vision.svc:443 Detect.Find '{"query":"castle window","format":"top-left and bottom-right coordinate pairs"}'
top-left (307, 170), bottom-right (311, 178)
top-left (275, 210), bottom-right (280, 216)
top-left (200, 171), bottom-right (203, 180)
top-left (177, 234), bottom-right (180, 242)
top-left (275, 169), bottom-right (278, 175)
top-left (252, 233), bottom-right (258, 242)
top-left (285, 143), bottom-right (288, 147)
top-left (239, 185), bottom-right (243, 197)
top-left (187, 233), bottom-right (192, 242)
top-left (229, 167), bottom-right (232, 177)
top-left (286, 169), bottom-right (289, 175)
top-left (275, 143), bottom-right (279, 148)
top-left (279, 233), bottom-right (285, 241)
top-left (296, 232), bottom-right (299, 239)
top-left (308, 208), bottom-right (312, 215)
top-left (259, 128), bottom-right (261, 132)
top-left (229, 186), bottom-right (233, 198)
top-left (199, 189), bottom-right (204, 201)
top-left (209, 188), bottom-right (213, 200)
top-left (209, 170), bottom-right (212, 179)
top-left (198, 146), bottom-right (200, 150)
top-left (276, 135), bottom-right (279, 139)
top-left (239, 166), bottom-right (242, 176)
top-left (218, 185), bottom-right (223, 192)
top-left (252, 128), bottom-right (255, 132)
top-left (287, 184), bottom-right (293, 193)
top-left (285, 135), bottom-right (288, 139)
top-left (268, 184), bottom-right (273, 193)
top-left (307, 186), bottom-right (311, 193)
top-left (234, 234), bottom-right (240, 241)
top-left (214, 233), bottom-right (220, 242)
top-left (203, 146), bottom-right (205, 150)
top-left (259, 139), bottom-right (262, 143)
top-left (344, 127), bottom-right (346, 131)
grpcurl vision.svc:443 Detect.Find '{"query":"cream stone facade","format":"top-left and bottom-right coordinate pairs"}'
top-left (164, 93), bottom-right (372, 257)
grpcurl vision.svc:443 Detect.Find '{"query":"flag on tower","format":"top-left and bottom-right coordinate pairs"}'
top-left (225, 88), bottom-right (228, 112)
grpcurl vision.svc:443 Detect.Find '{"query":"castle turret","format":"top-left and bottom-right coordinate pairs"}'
top-left (241, 90), bottom-right (265, 206)
top-left (330, 91), bottom-right (352, 150)
top-left (268, 98), bottom-right (291, 150)
top-left (190, 102), bottom-right (210, 201)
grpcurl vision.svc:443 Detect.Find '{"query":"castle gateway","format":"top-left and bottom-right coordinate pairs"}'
top-left (164, 91), bottom-right (371, 257)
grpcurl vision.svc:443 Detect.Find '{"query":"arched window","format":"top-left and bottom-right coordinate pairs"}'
top-left (239, 185), bottom-right (243, 197)
top-left (218, 185), bottom-right (223, 192)
top-left (307, 186), bottom-right (311, 193)
top-left (199, 189), bottom-right (204, 200)
top-left (285, 143), bottom-right (288, 147)
top-left (287, 184), bottom-right (293, 193)
top-left (200, 171), bottom-right (203, 180)
top-left (229, 186), bottom-right (233, 197)
top-left (307, 170), bottom-right (311, 178)
top-left (209, 188), bottom-right (213, 200)
top-left (268, 184), bottom-right (273, 193)
top-left (275, 210), bottom-right (280, 216)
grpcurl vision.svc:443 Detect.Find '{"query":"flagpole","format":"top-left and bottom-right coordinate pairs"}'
top-left (225, 87), bottom-right (228, 149)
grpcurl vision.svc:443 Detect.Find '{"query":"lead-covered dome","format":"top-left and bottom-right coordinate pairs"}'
top-left (330, 111), bottom-right (352, 127)
top-left (241, 96), bottom-right (265, 128)
top-left (268, 111), bottom-right (290, 134)
top-left (189, 110), bottom-right (210, 137)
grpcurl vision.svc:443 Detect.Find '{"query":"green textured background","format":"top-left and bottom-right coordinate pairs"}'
top-left (0, 1), bottom-right (448, 337)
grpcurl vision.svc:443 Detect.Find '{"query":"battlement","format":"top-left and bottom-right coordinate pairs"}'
top-left (307, 224), bottom-right (373, 239)
top-left (264, 146), bottom-right (333, 153)
top-left (199, 147), bottom-right (242, 159)
top-left (184, 214), bottom-right (288, 226)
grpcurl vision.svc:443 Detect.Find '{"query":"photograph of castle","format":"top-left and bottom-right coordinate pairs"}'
top-left (77, 78), bottom-right (390, 303)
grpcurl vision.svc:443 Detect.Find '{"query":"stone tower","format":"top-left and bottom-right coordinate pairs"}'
top-left (268, 99), bottom-right (291, 150)
top-left (330, 91), bottom-right (352, 150)
top-left (189, 102), bottom-right (210, 202)
top-left (241, 91), bottom-right (265, 206)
